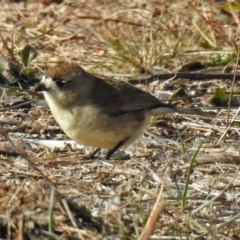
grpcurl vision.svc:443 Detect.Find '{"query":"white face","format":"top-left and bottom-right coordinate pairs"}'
top-left (41, 76), bottom-right (58, 91)
top-left (41, 74), bottom-right (80, 109)
top-left (41, 75), bottom-right (67, 100)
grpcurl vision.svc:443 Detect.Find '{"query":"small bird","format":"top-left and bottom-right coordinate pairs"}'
top-left (34, 63), bottom-right (178, 159)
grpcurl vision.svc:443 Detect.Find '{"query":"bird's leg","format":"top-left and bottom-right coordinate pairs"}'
top-left (88, 147), bottom-right (101, 159)
top-left (106, 138), bottom-right (129, 160)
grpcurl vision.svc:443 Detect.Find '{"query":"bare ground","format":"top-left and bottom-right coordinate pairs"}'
top-left (0, 0), bottom-right (240, 239)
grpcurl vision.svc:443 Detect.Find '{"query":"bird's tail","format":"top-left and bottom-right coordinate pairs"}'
top-left (176, 107), bottom-right (216, 117)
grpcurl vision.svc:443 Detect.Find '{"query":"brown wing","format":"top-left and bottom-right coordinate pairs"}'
top-left (46, 63), bottom-right (175, 114)
top-left (88, 72), bottom-right (175, 115)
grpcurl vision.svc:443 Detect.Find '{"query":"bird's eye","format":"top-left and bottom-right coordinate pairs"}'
top-left (56, 80), bottom-right (67, 88)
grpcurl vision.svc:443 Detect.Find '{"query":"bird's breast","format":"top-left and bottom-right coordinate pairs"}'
top-left (43, 92), bottom-right (150, 149)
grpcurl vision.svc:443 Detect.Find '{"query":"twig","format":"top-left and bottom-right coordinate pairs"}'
top-left (227, 37), bottom-right (239, 128)
top-left (62, 199), bottom-right (84, 240)
top-left (138, 167), bottom-right (169, 240)
top-left (192, 166), bottom-right (239, 215)
top-left (128, 72), bottom-right (239, 85)
top-left (217, 107), bottom-right (240, 144)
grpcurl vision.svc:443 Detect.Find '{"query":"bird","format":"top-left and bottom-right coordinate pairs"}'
top-left (34, 63), bottom-right (185, 159)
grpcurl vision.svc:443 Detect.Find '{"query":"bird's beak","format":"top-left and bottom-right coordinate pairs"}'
top-left (33, 82), bottom-right (47, 92)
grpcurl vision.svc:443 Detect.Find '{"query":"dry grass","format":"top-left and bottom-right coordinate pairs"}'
top-left (1, 0), bottom-right (240, 239)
